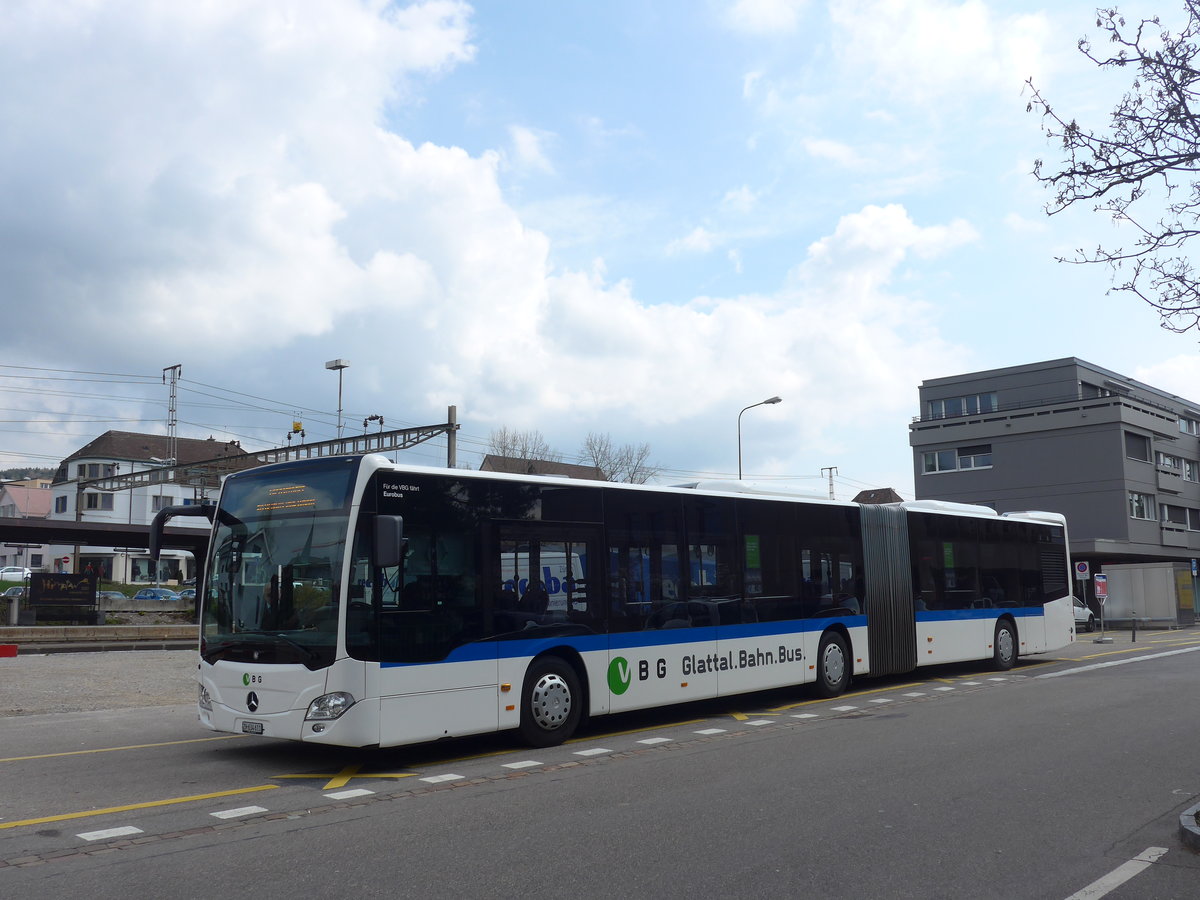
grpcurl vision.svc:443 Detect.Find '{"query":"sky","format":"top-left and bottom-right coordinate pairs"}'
top-left (2, 0), bottom-right (1199, 500)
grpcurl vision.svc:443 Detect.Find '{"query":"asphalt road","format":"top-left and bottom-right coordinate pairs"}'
top-left (2, 629), bottom-right (1199, 898)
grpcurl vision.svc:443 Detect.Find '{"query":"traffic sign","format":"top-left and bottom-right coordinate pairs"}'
top-left (1094, 573), bottom-right (1107, 604)
top-left (1075, 561), bottom-right (1090, 580)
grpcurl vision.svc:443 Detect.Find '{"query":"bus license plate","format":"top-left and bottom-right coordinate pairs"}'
top-left (241, 721), bottom-right (264, 735)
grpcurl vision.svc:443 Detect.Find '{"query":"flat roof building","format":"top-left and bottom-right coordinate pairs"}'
top-left (909, 358), bottom-right (1200, 577)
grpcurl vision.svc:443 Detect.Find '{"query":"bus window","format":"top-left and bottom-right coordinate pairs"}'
top-left (605, 489), bottom-right (683, 632)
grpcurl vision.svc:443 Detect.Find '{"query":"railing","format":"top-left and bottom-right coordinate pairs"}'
top-left (911, 392), bottom-right (1181, 424)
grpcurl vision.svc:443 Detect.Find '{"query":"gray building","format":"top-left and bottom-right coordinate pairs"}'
top-left (909, 358), bottom-right (1200, 582)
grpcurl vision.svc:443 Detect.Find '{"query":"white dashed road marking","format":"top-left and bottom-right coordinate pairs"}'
top-left (78, 826), bottom-right (143, 842)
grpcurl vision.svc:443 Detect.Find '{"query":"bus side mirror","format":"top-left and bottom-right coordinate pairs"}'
top-left (375, 515), bottom-right (405, 568)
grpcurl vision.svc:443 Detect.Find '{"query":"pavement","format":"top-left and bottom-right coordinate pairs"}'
top-left (0, 648), bottom-right (197, 716)
top-left (2, 622), bottom-right (1197, 849)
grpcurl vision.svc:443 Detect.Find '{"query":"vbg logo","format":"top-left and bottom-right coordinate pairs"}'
top-left (607, 657), bottom-right (631, 695)
top-left (608, 656), bottom-right (667, 694)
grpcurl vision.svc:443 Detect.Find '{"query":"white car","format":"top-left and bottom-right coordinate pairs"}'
top-left (1073, 596), bottom-right (1097, 632)
top-left (0, 566), bottom-right (31, 581)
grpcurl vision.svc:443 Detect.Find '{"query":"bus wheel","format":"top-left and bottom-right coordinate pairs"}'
top-left (519, 657), bottom-right (582, 747)
top-left (993, 619), bottom-right (1017, 671)
top-left (815, 632), bottom-right (850, 698)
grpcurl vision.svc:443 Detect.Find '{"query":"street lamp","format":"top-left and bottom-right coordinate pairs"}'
top-left (738, 396), bottom-right (782, 479)
top-left (325, 359), bottom-right (350, 438)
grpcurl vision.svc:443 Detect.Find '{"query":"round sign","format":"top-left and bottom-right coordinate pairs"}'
top-left (61, 556), bottom-right (70, 564)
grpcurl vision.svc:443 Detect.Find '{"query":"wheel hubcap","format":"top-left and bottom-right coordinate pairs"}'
top-left (530, 673), bottom-right (572, 731)
top-left (998, 628), bottom-right (1014, 663)
top-left (822, 644), bottom-right (845, 686)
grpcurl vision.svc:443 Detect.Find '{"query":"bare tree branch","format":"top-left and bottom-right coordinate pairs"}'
top-left (580, 431), bottom-right (659, 484)
top-left (487, 427), bottom-right (562, 463)
top-left (1027, 1), bottom-right (1200, 331)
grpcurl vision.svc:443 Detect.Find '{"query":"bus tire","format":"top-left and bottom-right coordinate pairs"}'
top-left (814, 632), bottom-right (850, 698)
top-left (519, 656), bottom-right (583, 747)
top-left (993, 619), bottom-right (1017, 671)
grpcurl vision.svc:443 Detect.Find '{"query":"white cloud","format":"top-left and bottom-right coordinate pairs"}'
top-left (722, 185), bottom-right (760, 214)
top-left (666, 227), bottom-right (720, 256)
top-left (0, 0), bottom-right (976, 490)
top-left (507, 124), bottom-right (556, 174)
top-left (725, 0), bottom-right (809, 35)
top-left (803, 138), bottom-right (864, 168)
top-left (828, 0), bottom-right (1052, 103)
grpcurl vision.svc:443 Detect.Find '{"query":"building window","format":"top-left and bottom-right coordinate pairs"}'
top-left (1162, 504), bottom-right (1188, 525)
top-left (1180, 417), bottom-right (1200, 435)
top-left (84, 493), bottom-right (114, 511)
top-left (54, 496), bottom-right (68, 514)
top-left (923, 444), bottom-right (993, 474)
top-left (1129, 492), bottom-right (1155, 520)
top-left (957, 445), bottom-right (993, 469)
top-left (927, 392), bottom-right (997, 420)
top-left (1189, 509), bottom-right (1200, 531)
top-left (1081, 381), bottom-right (1117, 399)
top-left (1187, 460), bottom-right (1200, 482)
top-left (75, 463), bottom-right (116, 479)
top-left (30, 553), bottom-right (42, 567)
top-left (151, 496), bottom-right (176, 512)
top-left (1157, 452), bottom-right (1183, 471)
top-left (1125, 432), bottom-right (1152, 462)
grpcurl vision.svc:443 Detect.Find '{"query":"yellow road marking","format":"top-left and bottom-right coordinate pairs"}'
top-left (0, 784), bottom-right (278, 831)
top-left (0, 734), bottom-right (246, 764)
top-left (271, 764), bottom-right (417, 791)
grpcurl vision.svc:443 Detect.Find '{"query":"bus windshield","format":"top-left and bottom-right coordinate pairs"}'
top-left (200, 457), bottom-right (360, 669)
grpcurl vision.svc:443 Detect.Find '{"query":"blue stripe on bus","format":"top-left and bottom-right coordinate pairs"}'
top-left (915, 607), bottom-right (1045, 622)
top-left (378, 615), bottom-right (869, 668)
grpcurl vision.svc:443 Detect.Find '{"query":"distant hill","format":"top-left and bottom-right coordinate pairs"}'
top-left (0, 467), bottom-right (54, 482)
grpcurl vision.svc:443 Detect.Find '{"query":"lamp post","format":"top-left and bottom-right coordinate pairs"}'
top-left (738, 396), bottom-right (782, 479)
top-left (325, 359), bottom-right (350, 438)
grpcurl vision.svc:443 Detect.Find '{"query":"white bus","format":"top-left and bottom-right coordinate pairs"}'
top-left (167, 454), bottom-right (1074, 749)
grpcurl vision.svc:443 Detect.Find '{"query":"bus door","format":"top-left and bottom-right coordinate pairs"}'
top-left (361, 519), bottom-right (500, 746)
top-left (490, 522), bottom-right (606, 708)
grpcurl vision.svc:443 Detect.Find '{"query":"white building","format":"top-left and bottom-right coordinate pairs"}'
top-left (48, 431), bottom-right (246, 583)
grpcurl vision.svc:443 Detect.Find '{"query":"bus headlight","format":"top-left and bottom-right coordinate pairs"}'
top-left (198, 684), bottom-right (213, 711)
top-left (305, 691), bottom-right (355, 721)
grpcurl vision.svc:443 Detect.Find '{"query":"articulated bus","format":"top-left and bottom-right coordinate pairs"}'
top-left (162, 454), bottom-right (1073, 749)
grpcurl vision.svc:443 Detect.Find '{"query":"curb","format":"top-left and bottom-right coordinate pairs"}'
top-left (1180, 803), bottom-right (1200, 853)
top-left (11, 640), bottom-right (197, 654)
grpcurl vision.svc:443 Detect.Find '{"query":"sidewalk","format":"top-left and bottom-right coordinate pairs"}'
top-left (0, 648), bottom-right (197, 716)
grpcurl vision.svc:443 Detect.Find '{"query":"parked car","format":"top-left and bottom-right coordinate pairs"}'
top-left (1073, 596), bottom-right (1096, 632)
top-left (178, 588), bottom-right (197, 602)
top-left (98, 590), bottom-right (128, 602)
top-left (2, 585), bottom-right (26, 599)
top-left (132, 587), bottom-right (180, 602)
top-left (0, 566), bottom-right (31, 581)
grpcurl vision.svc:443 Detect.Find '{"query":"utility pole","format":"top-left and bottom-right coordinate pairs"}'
top-left (821, 466), bottom-right (838, 500)
top-left (163, 364), bottom-right (181, 466)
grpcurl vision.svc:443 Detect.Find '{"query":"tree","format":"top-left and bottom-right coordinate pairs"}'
top-left (580, 431), bottom-right (658, 484)
top-left (487, 427), bottom-right (562, 462)
top-left (1027, 2), bottom-right (1200, 331)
